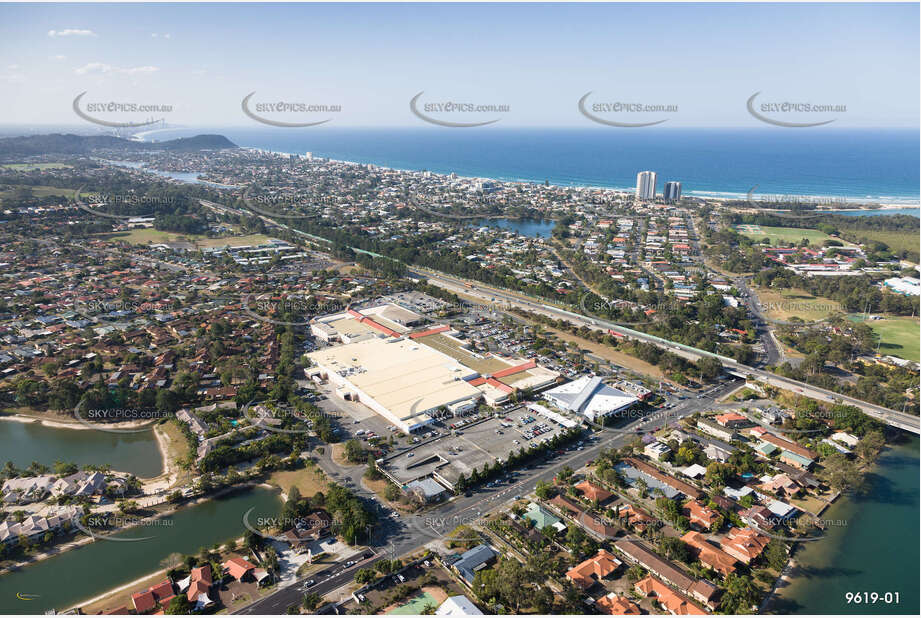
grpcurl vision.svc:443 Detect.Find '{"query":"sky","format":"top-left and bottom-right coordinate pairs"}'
top-left (0, 2), bottom-right (918, 129)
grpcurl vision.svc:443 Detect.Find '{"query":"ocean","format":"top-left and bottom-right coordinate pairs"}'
top-left (141, 127), bottom-right (920, 206)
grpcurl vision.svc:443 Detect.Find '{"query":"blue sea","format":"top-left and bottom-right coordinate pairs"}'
top-left (142, 127), bottom-right (920, 206)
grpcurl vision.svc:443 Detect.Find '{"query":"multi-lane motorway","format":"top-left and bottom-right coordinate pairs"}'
top-left (409, 268), bottom-right (919, 434)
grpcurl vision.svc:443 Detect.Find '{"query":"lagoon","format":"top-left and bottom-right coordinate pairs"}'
top-left (470, 218), bottom-right (556, 238)
top-left (0, 419), bottom-right (162, 478)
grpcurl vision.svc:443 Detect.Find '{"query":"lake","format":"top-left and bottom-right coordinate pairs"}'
top-left (0, 486), bottom-right (282, 615)
top-left (0, 419), bottom-right (163, 478)
top-left (470, 218), bottom-right (556, 238)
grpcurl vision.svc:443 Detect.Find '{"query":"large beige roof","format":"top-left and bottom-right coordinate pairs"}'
top-left (308, 337), bottom-right (480, 421)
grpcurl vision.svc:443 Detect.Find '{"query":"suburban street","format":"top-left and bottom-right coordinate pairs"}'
top-left (232, 378), bottom-right (744, 614)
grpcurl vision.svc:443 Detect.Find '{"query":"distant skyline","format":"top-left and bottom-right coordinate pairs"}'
top-left (0, 2), bottom-right (918, 128)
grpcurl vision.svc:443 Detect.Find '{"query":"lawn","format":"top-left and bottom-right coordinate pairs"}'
top-left (753, 287), bottom-right (843, 322)
top-left (844, 229), bottom-right (920, 256)
top-left (2, 162), bottom-right (73, 170)
top-left (266, 465), bottom-right (330, 498)
top-left (853, 316), bottom-right (920, 362)
top-left (736, 225), bottom-right (839, 247)
top-left (196, 233), bottom-right (271, 248)
top-left (101, 228), bottom-right (204, 245)
top-left (0, 184), bottom-right (81, 200)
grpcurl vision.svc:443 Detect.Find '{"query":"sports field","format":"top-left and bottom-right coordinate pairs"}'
top-left (736, 224), bottom-right (838, 247)
top-left (1, 163), bottom-right (73, 170)
top-left (856, 316), bottom-right (920, 362)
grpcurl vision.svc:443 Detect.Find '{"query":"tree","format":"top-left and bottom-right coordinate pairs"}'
top-left (165, 595), bottom-right (192, 614)
top-left (823, 452), bottom-right (864, 492)
top-left (764, 540), bottom-right (788, 571)
top-left (534, 480), bottom-right (554, 500)
top-left (302, 592), bottom-right (321, 611)
top-left (720, 573), bottom-right (759, 614)
top-left (854, 430), bottom-right (885, 463)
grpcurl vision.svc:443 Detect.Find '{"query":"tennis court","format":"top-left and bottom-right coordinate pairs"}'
top-left (386, 591), bottom-right (439, 615)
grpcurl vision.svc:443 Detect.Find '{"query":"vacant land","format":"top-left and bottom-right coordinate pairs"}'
top-left (736, 225), bottom-right (838, 247)
top-left (196, 233), bottom-right (272, 248)
top-left (754, 287), bottom-right (842, 322)
top-left (266, 465), bottom-right (330, 498)
top-left (0, 184), bottom-right (79, 200)
top-left (101, 228), bottom-right (203, 245)
top-left (844, 229), bottom-right (920, 255)
top-left (538, 324), bottom-right (665, 379)
top-left (2, 162), bottom-right (73, 170)
top-left (857, 316), bottom-right (920, 362)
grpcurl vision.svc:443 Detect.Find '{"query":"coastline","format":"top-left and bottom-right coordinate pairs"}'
top-left (135, 132), bottom-right (921, 207)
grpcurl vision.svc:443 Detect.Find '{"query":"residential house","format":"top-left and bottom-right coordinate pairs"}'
top-left (720, 527), bottom-right (770, 564)
top-left (565, 549), bottom-right (621, 590)
top-left (681, 531), bottom-right (737, 576)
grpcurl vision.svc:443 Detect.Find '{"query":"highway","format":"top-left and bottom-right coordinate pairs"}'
top-left (408, 268), bottom-right (920, 435)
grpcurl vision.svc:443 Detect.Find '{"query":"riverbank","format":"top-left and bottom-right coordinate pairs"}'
top-left (762, 436), bottom-right (920, 614)
top-left (0, 410), bottom-right (157, 432)
top-left (0, 486), bottom-right (284, 614)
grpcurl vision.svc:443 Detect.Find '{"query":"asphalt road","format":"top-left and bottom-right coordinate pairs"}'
top-left (232, 380), bottom-right (743, 614)
top-left (410, 268), bottom-right (918, 434)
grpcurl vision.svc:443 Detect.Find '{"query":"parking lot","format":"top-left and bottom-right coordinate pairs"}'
top-left (379, 407), bottom-right (571, 489)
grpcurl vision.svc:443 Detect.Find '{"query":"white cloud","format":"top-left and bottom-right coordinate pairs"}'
top-left (74, 62), bottom-right (159, 76)
top-left (50, 55), bottom-right (68, 61)
top-left (7, 64), bottom-right (21, 71)
top-left (48, 29), bottom-right (97, 38)
top-left (151, 33), bottom-right (172, 39)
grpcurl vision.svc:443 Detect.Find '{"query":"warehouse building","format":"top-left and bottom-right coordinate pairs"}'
top-left (544, 375), bottom-right (639, 422)
top-left (307, 336), bottom-right (481, 433)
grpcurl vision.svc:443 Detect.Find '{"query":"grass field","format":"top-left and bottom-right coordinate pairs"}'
top-left (100, 229), bottom-right (203, 245)
top-left (854, 316), bottom-right (920, 362)
top-left (844, 229), bottom-right (920, 255)
top-left (1, 163), bottom-right (73, 170)
top-left (266, 465), bottom-right (330, 498)
top-left (0, 184), bottom-right (79, 201)
top-left (196, 233), bottom-right (271, 248)
top-left (736, 225), bottom-right (839, 247)
top-left (753, 287), bottom-right (842, 322)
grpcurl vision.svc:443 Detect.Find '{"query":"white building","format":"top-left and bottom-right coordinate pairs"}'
top-left (544, 375), bottom-right (639, 422)
top-left (883, 277), bottom-right (921, 296)
top-left (436, 595), bottom-right (483, 615)
top-left (635, 171), bottom-right (657, 201)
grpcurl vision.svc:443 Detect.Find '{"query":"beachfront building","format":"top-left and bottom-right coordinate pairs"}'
top-left (636, 171), bottom-right (657, 200)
